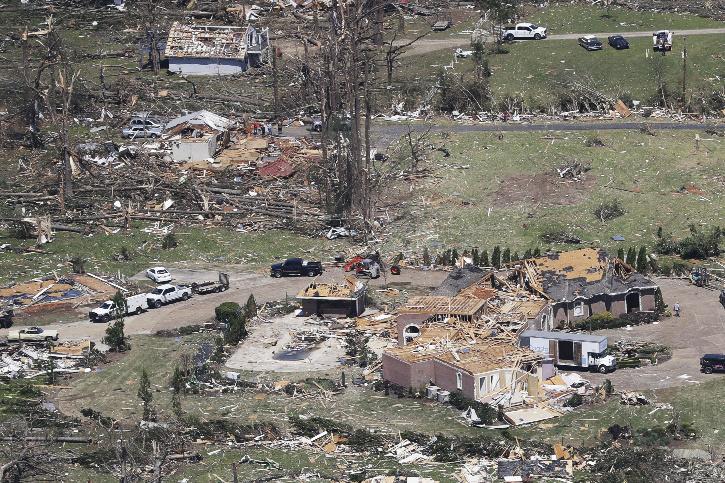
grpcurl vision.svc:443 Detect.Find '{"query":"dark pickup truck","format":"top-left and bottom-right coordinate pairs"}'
top-left (271, 258), bottom-right (324, 278)
top-left (701, 354), bottom-right (725, 374)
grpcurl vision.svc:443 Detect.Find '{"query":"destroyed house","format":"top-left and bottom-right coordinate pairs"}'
top-left (400, 295), bottom-right (486, 322)
top-left (431, 265), bottom-right (549, 332)
top-left (165, 23), bottom-right (269, 75)
top-left (382, 331), bottom-right (541, 404)
top-left (297, 280), bottom-right (366, 318)
top-left (165, 110), bottom-right (233, 162)
top-left (516, 248), bottom-right (658, 327)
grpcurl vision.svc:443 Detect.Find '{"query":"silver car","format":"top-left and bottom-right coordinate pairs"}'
top-left (122, 125), bottom-right (162, 139)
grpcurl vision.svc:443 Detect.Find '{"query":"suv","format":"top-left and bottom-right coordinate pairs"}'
top-left (700, 354), bottom-right (725, 374)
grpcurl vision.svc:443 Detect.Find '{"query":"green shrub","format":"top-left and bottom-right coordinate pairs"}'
top-left (70, 256), bottom-right (86, 274)
top-left (288, 415), bottom-right (353, 437)
top-left (215, 302), bottom-right (247, 344)
top-left (564, 393), bottom-right (583, 407)
top-left (593, 199), bottom-right (625, 222)
top-left (448, 390), bottom-right (496, 424)
top-left (162, 233), bottom-right (178, 250)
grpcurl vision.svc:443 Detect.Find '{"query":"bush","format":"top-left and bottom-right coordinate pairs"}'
top-left (161, 233), bottom-right (178, 250)
top-left (215, 302), bottom-right (247, 344)
top-left (575, 311), bottom-right (659, 331)
top-left (448, 390), bottom-right (497, 425)
top-left (70, 256), bottom-right (86, 274)
top-left (564, 393), bottom-right (583, 407)
top-left (585, 135), bottom-right (605, 147)
top-left (593, 200), bottom-right (625, 222)
top-left (678, 226), bottom-right (721, 259)
top-left (540, 227), bottom-right (581, 244)
top-left (288, 415), bottom-right (353, 437)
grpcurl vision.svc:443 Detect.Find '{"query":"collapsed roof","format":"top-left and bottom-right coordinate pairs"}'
top-left (297, 279), bottom-right (366, 300)
top-left (432, 265), bottom-right (491, 297)
top-left (518, 248), bottom-right (658, 302)
top-left (165, 110), bottom-right (234, 133)
top-left (165, 23), bottom-right (251, 60)
top-left (385, 330), bottom-right (541, 375)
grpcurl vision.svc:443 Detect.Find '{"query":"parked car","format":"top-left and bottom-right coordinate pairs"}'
top-left (89, 293), bottom-right (149, 322)
top-left (122, 125), bottom-right (162, 139)
top-left (501, 23), bottom-right (547, 41)
top-left (608, 34), bottom-right (629, 50)
top-left (700, 353), bottom-right (725, 374)
top-left (146, 284), bottom-right (192, 308)
top-left (146, 267), bottom-right (172, 283)
top-left (7, 326), bottom-right (59, 342)
top-left (270, 258), bottom-right (324, 278)
top-left (130, 117), bottom-right (163, 129)
top-left (578, 35), bottom-right (603, 51)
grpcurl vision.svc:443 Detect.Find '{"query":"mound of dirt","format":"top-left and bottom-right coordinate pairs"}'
top-left (493, 171), bottom-right (596, 208)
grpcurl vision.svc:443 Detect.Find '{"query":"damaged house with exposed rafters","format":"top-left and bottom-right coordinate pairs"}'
top-left (381, 268), bottom-right (550, 406)
top-left (513, 248), bottom-right (659, 329)
top-left (165, 22), bottom-right (270, 75)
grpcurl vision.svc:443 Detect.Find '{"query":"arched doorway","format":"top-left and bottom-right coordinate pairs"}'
top-left (626, 292), bottom-right (640, 313)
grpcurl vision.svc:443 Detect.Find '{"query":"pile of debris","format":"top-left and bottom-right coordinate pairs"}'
top-left (2, 111), bottom-right (329, 238)
top-left (0, 340), bottom-right (100, 379)
top-left (610, 339), bottom-right (672, 368)
top-left (0, 273), bottom-right (130, 312)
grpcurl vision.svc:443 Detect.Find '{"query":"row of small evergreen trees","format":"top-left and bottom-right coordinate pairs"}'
top-left (617, 246), bottom-right (650, 273)
top-left (422, 246), bottom-right (543, 269)
top-left (421, 245), bottom-right (652, 273)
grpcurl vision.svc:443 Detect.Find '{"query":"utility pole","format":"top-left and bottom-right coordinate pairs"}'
top-left (272, 44), bottom-right (279, 118)
top-left (681, 36), bottom-right (688, 105)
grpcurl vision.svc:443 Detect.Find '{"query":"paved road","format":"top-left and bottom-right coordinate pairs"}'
top-left (0, 267), bottom-right (447, 343)
top-left (587, 278), bottom-right (725, 391)
top-left (400, 27), bottom-right (725, 56)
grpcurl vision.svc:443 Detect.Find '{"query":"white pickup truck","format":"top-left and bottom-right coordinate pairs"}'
top-left (501, 23), bottom-right (547, 41)
top-left (89, 293), bottom-right (149, 322)
top-left (146, 284), bottom-right (192, 308)
top-left (7, 326), bottom-right (59, 342)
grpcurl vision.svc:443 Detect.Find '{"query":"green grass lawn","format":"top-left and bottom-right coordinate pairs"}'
top-left (487, 34), bottom-right (724, 109)
top-left (0, 225), bottom-right (345, 285)
top-left (513, 377), bottom-right (725, 451)
top-left (523, 3), bottom-right (724, 34)
top-left (393, 33), bottom-right (723, 110)
top-left (382, 129), bottom-right (724, 256)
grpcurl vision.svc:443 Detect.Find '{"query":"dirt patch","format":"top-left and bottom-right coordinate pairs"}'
top-left (225, 312), bottom-right (346, 373)
top-left (493, 171), bottom-right (596, 208)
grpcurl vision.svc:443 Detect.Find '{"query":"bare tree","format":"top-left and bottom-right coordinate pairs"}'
top-left (383, 28), bottom-right (429, 84)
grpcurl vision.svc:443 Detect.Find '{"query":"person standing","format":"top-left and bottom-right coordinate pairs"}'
top-left (673, 302), bottom-right (681, 317)
top-left (277, 118), bottom-right (283, 135)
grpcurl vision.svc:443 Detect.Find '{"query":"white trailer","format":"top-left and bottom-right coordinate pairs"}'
top-left (519, 330), bottom-right (616, 373)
